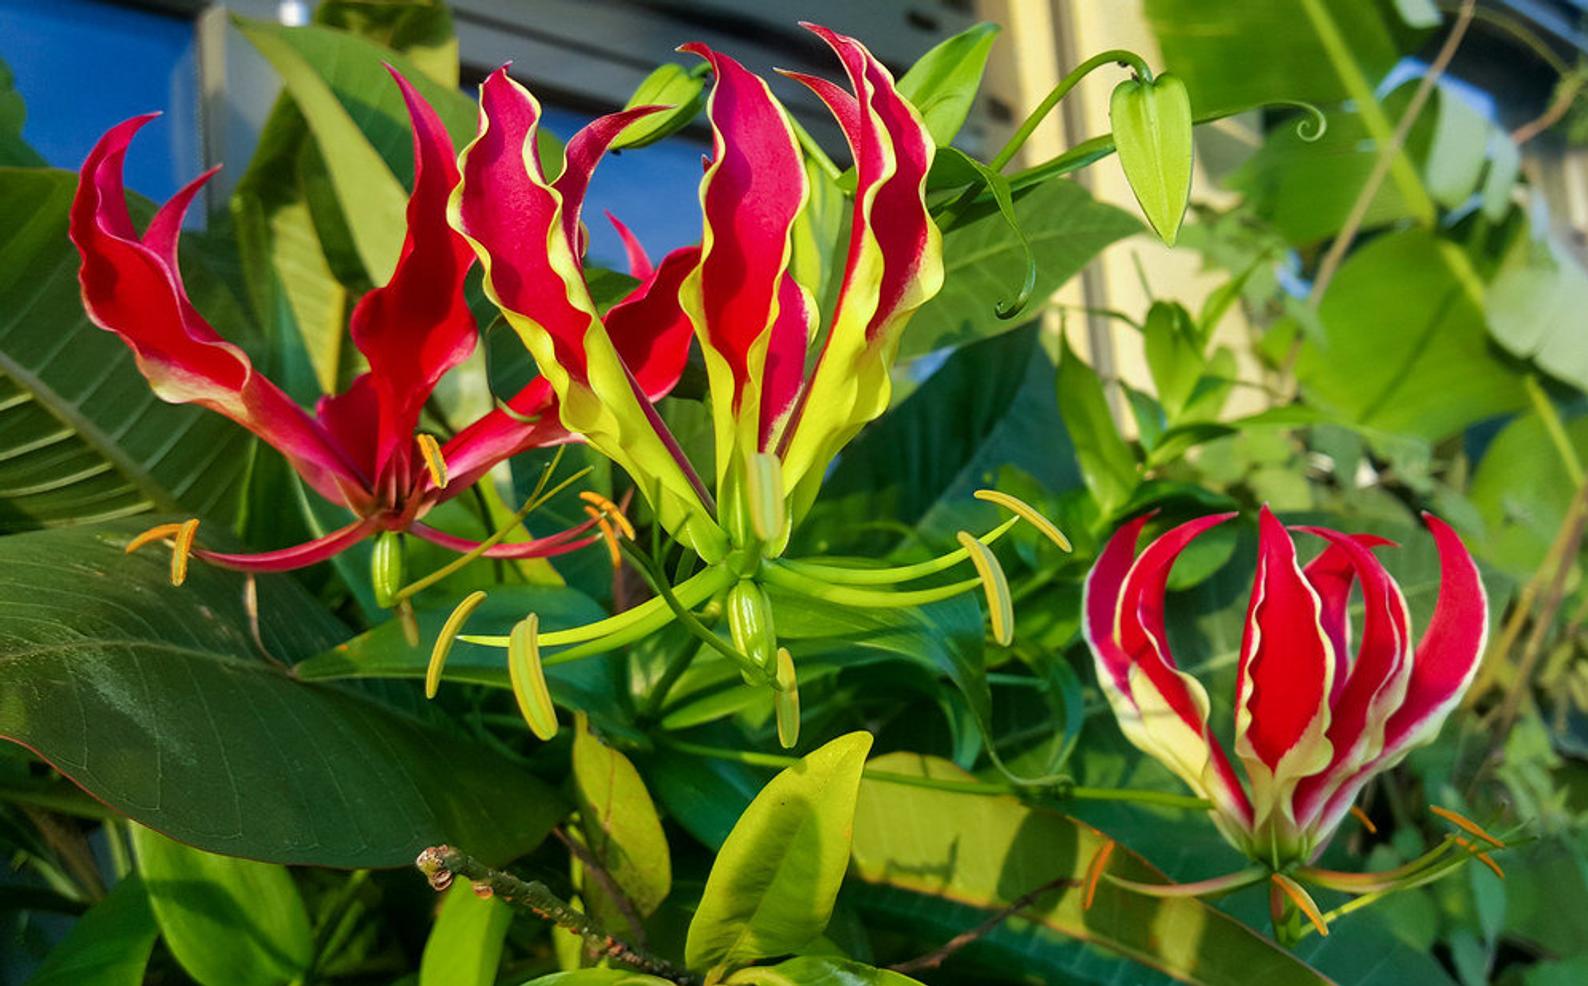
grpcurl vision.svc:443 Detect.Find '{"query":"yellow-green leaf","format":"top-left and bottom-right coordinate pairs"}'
top-left (571, 717), bottom-right (672, 933)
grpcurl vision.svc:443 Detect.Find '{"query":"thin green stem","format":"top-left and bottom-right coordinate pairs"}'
top-left (1106, 865), bottom-right (1268, 898)
top-left (1068, 786), bottom-right (1213, 810)
top-left (988, 49), bottom-right (1152, 173)
top-left (623, 544), bottom-right (768, 681)
top-left (461, 565), bottom-right (733, 649)
top-left (777, 517), bottom-right (1019, 586)
top-left (761, 561), bottom-right (981, 608)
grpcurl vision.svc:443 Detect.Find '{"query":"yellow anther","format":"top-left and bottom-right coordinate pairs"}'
top-left (584, 505), bottom-right (624, 570)
top-left (578, 491), bottom-right (636, 540)
top-left (1430, 805), bottom-right (1505, 848)
top-left (774, 647), bottom-right (800, 750)
top-left (1452, 836), bottom-right (1505, 880)
top-left (508, 614), bottom-right (558, 741)
top-left (170, 519), bottom-right (200, 587)
top-left (1349, 805), bottom-right (1378, 835)
top-left (1083, 839), bottom-right (1116, 910)
top-left (974, 489), bottom-right (1072, 551)
top-left (746, 451), bottom-right (787, 542)
top-left (428, 590), bottom-right (488, 699)
top-left (416, 433), bottom-right (448, 489)
top-left (957, 530), bottom-right (1014, 646)
top-left (124, 522), bottom-right (184, 555)
top-left (1271, 873), bottom-right (1329, 937)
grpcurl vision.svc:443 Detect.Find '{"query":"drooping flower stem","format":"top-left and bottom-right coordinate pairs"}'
top-left (987, 49), bottom-right (1154, 173)
top-left (414, 845), bottom-right (694, 984)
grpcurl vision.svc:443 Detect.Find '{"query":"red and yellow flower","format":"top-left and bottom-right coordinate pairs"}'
top-left (1083, 506), bottom-right (1487, 864)
top-left (71, 69), bottom-right (692, 578)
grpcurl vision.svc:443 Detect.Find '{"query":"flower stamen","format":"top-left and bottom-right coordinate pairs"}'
top-left (1083, 839), bottom-right (1116, 910)
top-left (508, 613), bottom-right (558, 740)
top-left (1272, 873), bottom-right (1329, 937)
top-left (1350, 805), bottom-right (1378, 834)
top-left (975, 489), bottom-right (1072, 551)
top-left (416, 433), bottom-right (448, 489)
top-left (957, 530), bottom-right (1014, 645)
top-left (1452, 836), bottom-right (1505, 879)
top-left (1430, 805), bottom-right (1506, 848)
top-left (428, 589), bottom-right (488, 699)
top-left (583, 505), bottom-right (624, 570)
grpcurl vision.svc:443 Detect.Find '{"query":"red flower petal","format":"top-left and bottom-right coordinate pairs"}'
top-left (194, 519), bottom-right (379, 572)
top-left (71, 115), bottom-right (363, 507)
top-left (605, 211), bottom-right (654, 280)
top-left (345, 68), bottom-right (478, 489)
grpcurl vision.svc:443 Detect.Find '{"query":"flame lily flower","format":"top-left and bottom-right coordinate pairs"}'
top-left (1083, 506), bottom-right (1487, 867)
top-left (442, 25), bottom-right (1069, 747)
top-left (71, 68), bottom-right (692, 581)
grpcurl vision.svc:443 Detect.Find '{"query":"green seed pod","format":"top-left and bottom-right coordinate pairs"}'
top-left (1110, 72), bottom-right (1193, 246)
top-left (371, 531), bottom-right (404, 609)
top-left (726, 579), bottom-right (777, 672)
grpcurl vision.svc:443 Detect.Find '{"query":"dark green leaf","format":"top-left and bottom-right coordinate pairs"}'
top-left (0, 169), bottom-right (250, 532)
top-left (25, 875), bottom-right (156, 986)
top-left (851, 752), bottom-right (1332, 985)
top-left (906, 179), bottom-right (1137, 358)
top-left (1057, 333), bottom-right (1138, 515)
top-left (0, 521), bottom-right (564, 866)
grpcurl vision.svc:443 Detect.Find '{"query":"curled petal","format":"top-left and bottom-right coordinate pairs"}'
top-left (432, 377), bottom-right (571, 499)
top-left (1083, 513), bottom-right (1253, 836)
top-left (71, 116), bottom-right (362, 506)
top-left (1291, 529), bottom-right (1412, 835)
top-left (192, 520), bottom-right (380, 572)
top-left (555, 105), bottom-right (670, 257)
top-left (778, 24), bottom-right (944, 517)
top-left (606, 211), bottom-right (654, 281)
top-left (678, 41), bottom-right (811, 471)
top-left (346, 68), bottom-right (479, 488)
top-left (1234, 507), bottom-right (1335, 841)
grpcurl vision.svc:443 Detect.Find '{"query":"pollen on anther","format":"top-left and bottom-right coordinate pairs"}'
top-left (429, 590), bottom-right (488, 699)
top-left (578, 491), bottom-right (636, 540)
top-left (417, 433), bottom-right (448, 489)
top-left (584, 505), bottom-right (623, 570)
top-left (170, 518), bottom-right (200, 587)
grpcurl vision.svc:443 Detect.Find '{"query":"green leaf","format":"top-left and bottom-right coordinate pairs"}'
top-left (0, 520), bottom-right (565, 867)
top-left (726, 956), bottom-right (925, 985)
top-left (1144, 0), bottom-right (1400, 117)
top-left (1142, 300), bottom-right (1204, 418)
top-left (1469, 411), bottom-right (1588, 578)
top-left (905, 178), bottom-right (1138, 358)
top-left (1056, 333), bottom-right (1137, 515)
top-left (26, 875), bottom-right (157, 986)
top-left (1486, 227), bottom-right (1588, 393)
top-left (572, 716), bottom-right (672, 931)
top-left (420, 883), bottom-right (513, 986)
top-left (1110, 74), bottom-right (1194, 246)
top-left (685, 732), bottom-right (874, 972)
top-left (896, 23), bottom-right (1001, 146)
top-left (850, 753), bottom-right (1332, 985)
top-left (313, 0), bottom-right (460, 86)
top-left (132, 825), bottom-right (312, 986)
top-left (0, 169), bottom-right (249, 532)
top-left (935, 148), bottom-right (1035, 319)
top-left (613, 62), bottom-right (708, 150)
top-left (1296, 229), bottom-right (1525, 440)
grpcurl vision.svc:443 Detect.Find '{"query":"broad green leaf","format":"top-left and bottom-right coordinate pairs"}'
top-left (236, 17), bottom-right (412, 286)
top-left (1142, 301), bottom-right (1204, 419)
top-left (0, 55), bottom-right (44, 166)
top-left (132, 825), bottom-right (312, 986)
top-left (935, 148), bottom-right (1035, 318)
top-left (572, 716), bottom-right (672, 932)
top-left (1110, 74), bottom-right (1194, 246)
top-left (420, 883), bottom-right (512, 986)
top-left (0, 520), bottom-right (565, 867)
top-left (1144, 0), bottom-right (1400, 117)
top-left (850, 753), bottom-right (1331, 985)
top-left (314, 0), bottom-right (459, 86)
top-left (613, 62), bottom-right (707, 149)
top-left (726, 956), bottom-right (925, 985)
top-left (26, 876), bottom-right (157, 986)
top-left (1469, 411), bottom-right (1588, 578)
top-left (1296, 229), bottom-right (1525, 440)
top-left (1487, 228), bottom-right (1588, 393)
top-left (0, 169), bottom-right (249, 531)
top-left (904, 179), bottom-right (1137, 358)
top-left (1056, 333), bottom-right (1138, 515)
top-left (896, 23), bottom-right (1001, 146)
top-left (685, 732), bottom-right (874, 971)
